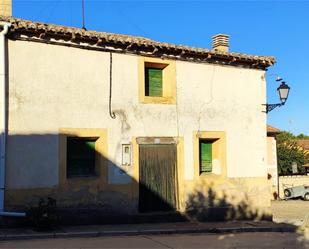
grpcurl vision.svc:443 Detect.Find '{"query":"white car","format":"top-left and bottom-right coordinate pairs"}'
top-left (284, 185), bottom-right (309, 201)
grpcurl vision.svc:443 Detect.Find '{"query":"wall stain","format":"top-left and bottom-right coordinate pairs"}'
top-left (114, 109), bottom-right (131, 133)
top-left (9, 88), bottom-right (26, 110)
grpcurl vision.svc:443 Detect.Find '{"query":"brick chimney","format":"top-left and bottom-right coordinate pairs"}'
top-left (212, 34), bottom-right (230, 52)
top-left (0, 0), bottom-right (12, 16)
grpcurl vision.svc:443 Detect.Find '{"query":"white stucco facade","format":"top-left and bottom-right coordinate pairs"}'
top-left (6, 40), bottom-right (267, 189)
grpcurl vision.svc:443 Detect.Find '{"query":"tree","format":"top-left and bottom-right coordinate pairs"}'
top-left (276, 131), bottom-right (309, 175)
top-left (296, 133), bottom-right (309, 139)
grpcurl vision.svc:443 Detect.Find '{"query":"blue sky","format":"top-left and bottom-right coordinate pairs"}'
top-left (13, 0), bottom-right (309, 135)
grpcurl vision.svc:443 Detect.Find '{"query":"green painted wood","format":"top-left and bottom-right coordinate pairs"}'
top-left (145, 67), bottom-right (163, 97)
top-left (67, 138), bottom-right (96, 177)
top-left (200, 141), bottom-right (212, 173)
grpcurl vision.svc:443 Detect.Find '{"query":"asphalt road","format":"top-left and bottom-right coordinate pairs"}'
top-left (0, 232), bottom-right (308, 249)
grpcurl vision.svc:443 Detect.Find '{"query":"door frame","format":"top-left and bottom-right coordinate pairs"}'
top-left (131, 137), bottom-right (184, 212)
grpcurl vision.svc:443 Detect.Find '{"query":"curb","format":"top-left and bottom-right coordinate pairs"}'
top-left (0, 226), bottom-right (296, 241)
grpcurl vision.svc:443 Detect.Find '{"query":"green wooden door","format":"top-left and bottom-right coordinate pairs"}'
top-left (139, 144), bottom-right (177, 212)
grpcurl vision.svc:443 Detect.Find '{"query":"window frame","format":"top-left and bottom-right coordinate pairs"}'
top-left (138, 57), bottom-right (176, 104)
top-left (193, 131), bottom-right (226, 179)
top-left (59, 128), bottom-right (108, 186)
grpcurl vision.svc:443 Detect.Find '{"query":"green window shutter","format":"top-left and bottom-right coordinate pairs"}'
top-left (145, 67), bottom-right (163, 97)
top-left (200, 141), bottom-right (212, 173)
top-left (67, 138), bottom-right (97, 178)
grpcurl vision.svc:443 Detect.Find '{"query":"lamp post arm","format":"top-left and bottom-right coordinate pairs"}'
top-left (263, 103), bottom-right (284, 113)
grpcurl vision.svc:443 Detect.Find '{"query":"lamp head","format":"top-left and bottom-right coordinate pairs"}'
top-left (277, 81), bottom-right (290, 104)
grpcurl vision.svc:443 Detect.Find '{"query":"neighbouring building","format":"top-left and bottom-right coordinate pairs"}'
top-left (266, 125), bottom-right (280, 199)
top-left (279, 139), bottom-right (309, 198)
top-left (296, 139), bottom-right (309, 155)
top-left (0, 4), bottom-right (277, 220)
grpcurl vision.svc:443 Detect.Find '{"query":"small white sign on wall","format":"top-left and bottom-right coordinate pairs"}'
top-left (154, 138), bottom-right (161, 144)
top-left (122, 144), bottom-right (131, 166)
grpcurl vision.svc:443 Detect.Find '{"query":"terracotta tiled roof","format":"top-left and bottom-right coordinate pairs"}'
top-left (297, 140), bottom-right (309, 150)
top-left (0, 16), bottom-right (275, 69)
top-left (267, 125), bottom-right (281, 135)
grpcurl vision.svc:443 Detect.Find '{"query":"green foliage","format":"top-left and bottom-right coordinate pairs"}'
top-left (296, 133), bottom-right (309, 139)
top-left (276, 131), bottom-right (295, 143)
top-left (277, 131), bottom-right (309, 175)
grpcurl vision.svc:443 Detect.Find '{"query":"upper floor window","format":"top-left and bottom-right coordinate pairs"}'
top-left (139, 57), bottom-right (176, 104)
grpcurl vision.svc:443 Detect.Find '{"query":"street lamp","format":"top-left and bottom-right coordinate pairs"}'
top-left (265, 77), bottom-right (290, 113)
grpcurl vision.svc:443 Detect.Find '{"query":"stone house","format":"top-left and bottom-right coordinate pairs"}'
top-left (0, 4), bottom-right (276, 220)
top-left (296, 139), bottom-right (309, 156)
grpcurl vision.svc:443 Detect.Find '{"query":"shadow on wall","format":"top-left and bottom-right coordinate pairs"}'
top-left (6, 133), bottom-right (135, 210)
top-left (4, 133), bottom-right (270, 226)
top-left (5, 133), bottom-right (181, 226)
top-left (186, 188), bottom-right (271, 221)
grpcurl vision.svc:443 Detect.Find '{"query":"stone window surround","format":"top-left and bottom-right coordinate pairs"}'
top-left (193, 131), bottom-right (227, 179)
top-left (138, 56), bottom-right (176, 104)
top-left (59, 128), bottom-right (108, 187)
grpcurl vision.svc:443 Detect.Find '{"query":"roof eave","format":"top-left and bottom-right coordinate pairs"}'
top-left (1, 16), bottom-right (276, 69)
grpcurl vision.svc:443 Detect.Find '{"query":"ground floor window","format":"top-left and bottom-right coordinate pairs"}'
top-left (67, 137), bottom-right (98, 178)
top-left (199, 140), bottom-right (213, 173)
top-left (59, 128), bottom-right (108, 185)
top-left (194, 131), bottom-right (226, 177)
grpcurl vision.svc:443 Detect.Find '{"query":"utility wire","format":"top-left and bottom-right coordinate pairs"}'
top-left (109, 52), bottom-right (116, 119)
top-left (82, 0), bottom-right (86, 30)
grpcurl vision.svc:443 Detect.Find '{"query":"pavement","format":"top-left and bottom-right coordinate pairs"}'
top-left (0, 220), bottom-right (298, 241)
top-left (272, 200), bottom-right (309, 227)
top-left (1, 232), bottom-right (308, 249)
top-left (0, 200), bottom-right (307, 242)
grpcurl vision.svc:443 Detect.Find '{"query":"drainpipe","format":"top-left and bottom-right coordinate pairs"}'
top-left (0, 22), bottom-right (25, 217)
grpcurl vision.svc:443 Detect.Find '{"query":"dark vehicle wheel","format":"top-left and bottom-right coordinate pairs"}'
top-left (304, 193), bottom-right (309, 201)
top-left (284, 189), bottom-right (292, 198)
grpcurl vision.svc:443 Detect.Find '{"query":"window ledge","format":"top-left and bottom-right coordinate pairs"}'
top-left (199, 172), bottom-right (223, 178)
top-left (140, 96), bottom-right (176, 104)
